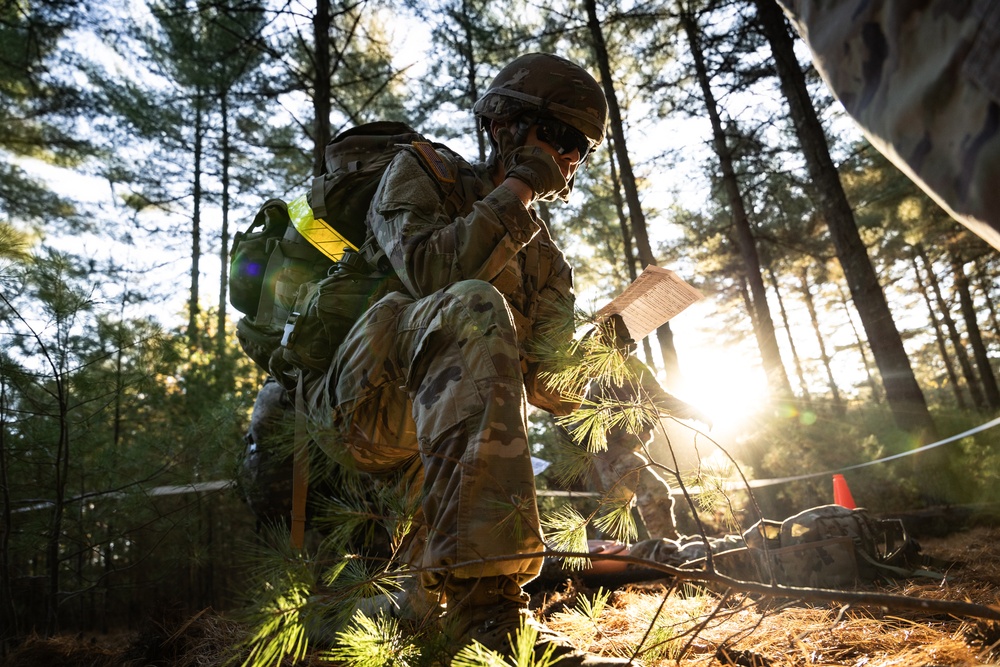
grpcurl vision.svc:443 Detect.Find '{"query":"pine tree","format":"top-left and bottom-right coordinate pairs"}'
top-left (754, 0), bottom-right (938, 443)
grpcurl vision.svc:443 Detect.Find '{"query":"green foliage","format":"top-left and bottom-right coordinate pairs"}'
top-left (451, 641), bottom-right (510, 667)
top-left (451, 617), bottom-right (564, 667)
top-left (326, 611), bottom-right (421, 667)
top-left (0, 238), bottom-right (260, 637)
top-left (235, 466), bottom-right (425, 666)
top-left (636, 621), bottom-right (677, 663)
top-left (682, 454), bottom-right (743, 533)
top-left (3, 0), bottom-right (998, 656)
top-left (593, 496), bottom-right (638, 543)
top-left (573, 587), bottom-right (611, 623)
top-left (239, 525), bottom-right (330, 666)
top-left (540, 504), bottom-right (590, 571)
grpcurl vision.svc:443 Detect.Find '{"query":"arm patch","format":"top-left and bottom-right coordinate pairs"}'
top-left (412, 141), bottom-right (456, 184)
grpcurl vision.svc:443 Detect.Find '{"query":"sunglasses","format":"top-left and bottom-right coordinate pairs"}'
top-left (535, 117), bottom-right (595, 160)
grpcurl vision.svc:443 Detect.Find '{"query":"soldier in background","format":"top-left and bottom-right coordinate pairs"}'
top-left (776, 0), bottom-right (1000, 251)
top-left (580, 356), bottom-right (709, 541)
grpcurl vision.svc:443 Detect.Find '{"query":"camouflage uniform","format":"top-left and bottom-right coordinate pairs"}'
top-left (316, 144), bottom-right (578, 591)
top-left (583, 356), bottom-right (707, 540)
top-left (241, 377), bottom-right (297, 526)
top-left (777, 0), bottom-right (1000, 250)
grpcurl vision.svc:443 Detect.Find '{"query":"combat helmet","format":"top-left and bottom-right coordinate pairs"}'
top-left (474, 53), bottom-right (609, 149)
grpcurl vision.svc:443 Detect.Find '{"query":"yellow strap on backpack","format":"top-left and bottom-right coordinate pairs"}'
top-left (287, 194), bottom-right (357, 262)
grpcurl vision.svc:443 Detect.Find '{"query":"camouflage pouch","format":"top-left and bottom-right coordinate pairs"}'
top-left (236, 316), bottom-right (284, 372)
top-left (230, 199), bottom-right (289, 317)
top-left (232, 200), bottom-right (334, 374)
top-left (270, 251), bottom-right (394, 386)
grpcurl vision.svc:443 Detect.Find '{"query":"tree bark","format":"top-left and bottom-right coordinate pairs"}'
top-left (918, 245), bottom-right (985, 411)
top-left (458, 5), bottom-right (486, 163)
top-left (834, 282), bottom-right (881, 403)
top-left (799, 267), bottom-right (843, 414)
top-left (312, 0), bottom-right (332, 176)
top-left (950, 248), bottom-right (1000, 410)
top-left (755, 0), bottom-right (935, 440)
top-left (911, 251), bottom-right (967, 410)
top-left (606, 140), bottom-right (657, 371)
top-left (46, 348), bottom-right (70, 634)
top-left (217, 88), bottom-right (232, 357)
top-left (680, 6), bottom-right (792, 397)
top-left (0, 380), bottom-right (18, 646)
top-left (768, 267), bottom-right (811, 404)
top-left (586, 0), bottom-right (682, 383)
top-left (974, 257), bottom-right (1000, 340)
top-left (188, 93), bottom-right (203, 348)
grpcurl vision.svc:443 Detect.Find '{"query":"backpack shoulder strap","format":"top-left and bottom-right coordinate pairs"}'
top-left (290, 374), bottom-right (310, 549)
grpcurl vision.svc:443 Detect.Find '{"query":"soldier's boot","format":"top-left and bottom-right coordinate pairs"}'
top-left (443, 576), bottom-right (639, 666)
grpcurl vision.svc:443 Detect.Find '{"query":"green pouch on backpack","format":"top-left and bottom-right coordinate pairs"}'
top-left (230, 199), bottom-right (290, 317)
top-left (269, 252), bottom-right (395, 387)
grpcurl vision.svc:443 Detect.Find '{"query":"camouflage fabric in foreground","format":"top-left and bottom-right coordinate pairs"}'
top-left (778, 0), bottom-right (1000, 250)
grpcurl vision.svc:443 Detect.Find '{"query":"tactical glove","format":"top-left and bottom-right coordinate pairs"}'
top-left (597, 313), bottom-right (636, 357)
top-left (503, 146), bottom-right (569, 202)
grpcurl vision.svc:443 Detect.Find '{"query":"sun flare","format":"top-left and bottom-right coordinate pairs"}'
top-left (671, 343), bottom-right (771, 439)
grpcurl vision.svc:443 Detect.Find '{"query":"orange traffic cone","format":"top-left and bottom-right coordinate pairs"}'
top-left (833, 473), bottom-right (856, 509)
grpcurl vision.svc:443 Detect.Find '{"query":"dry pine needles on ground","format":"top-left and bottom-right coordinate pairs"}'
top-left (5, 526), bottom-right (1000, 667)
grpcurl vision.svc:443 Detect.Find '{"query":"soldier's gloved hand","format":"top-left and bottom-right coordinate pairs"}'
top-left (597, 313), bottom-right (636, 357)
top-left (657, 395), bottom-right (713, 430)
top-left (503, 146), bottom-right (569, 202)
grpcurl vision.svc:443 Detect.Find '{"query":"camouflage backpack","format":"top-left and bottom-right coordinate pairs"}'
top-left (232, 121), bottom-right (460, 540)
top-left (739, 504), bottom-right (934, 588)
top-left (229, 121), bottom-right (427, 378)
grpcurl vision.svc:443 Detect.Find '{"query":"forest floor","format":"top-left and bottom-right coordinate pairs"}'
top-left (5, 516), bottom-right (1000, 667)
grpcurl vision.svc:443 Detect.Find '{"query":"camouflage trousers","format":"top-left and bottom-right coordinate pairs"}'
top-left (578, 371), bottom-right (679, 540)
top-left (320, 279), bottom-right (544, 591)
top-left (595, 425), bottom-right (678, 540)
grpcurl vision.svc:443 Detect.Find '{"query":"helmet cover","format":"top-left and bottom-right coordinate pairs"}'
top-left (473, 53), bottom-right (608, 145)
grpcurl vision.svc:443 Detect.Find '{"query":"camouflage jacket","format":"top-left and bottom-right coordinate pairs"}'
top-left (360, 143), bottom-right (581, 415)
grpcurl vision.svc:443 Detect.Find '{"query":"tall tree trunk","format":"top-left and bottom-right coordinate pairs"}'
top-left (188, 94), bottom-right (204, 348)
top-left (680, 6), bottom-right (791, 397)
top-left (950, 248), bottom-right (1000, 410)
top-left (975, 256), bottom-right (1000, 338)
top-left (799, 267), bottom-right (844, 414)
top-left (834, 283), bottom-right (881, 403)
top-left (606, 140), bottom-right (657, 371)
top-left (313, 0), bottom-right (332, 176)
top-left (586, 0), bottom-right (682, 385)
top-left (217, 89), bottom-right (232, 357)
top-left (46, 352), bottom-right (70, 634)
top-left (918, 245), bottom-right (985, 410)
top-left (739, 276), bottom-right (757, 332)
top-left (0, 380), bottom-right (18, 648)
top-left (912, 251), bottom-right (967, 410)
top-left (974, 257), bottom-right (1000, 348)
top-left (459, 13), bottom-right (485, 163)
top-left (768, 267), bottom-right (811, 404)
top-left (756, 0), bottom-right (935, 440)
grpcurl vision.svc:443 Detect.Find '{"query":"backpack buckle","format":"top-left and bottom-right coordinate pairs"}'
top-left (281, 312), bottom-right (300, 347)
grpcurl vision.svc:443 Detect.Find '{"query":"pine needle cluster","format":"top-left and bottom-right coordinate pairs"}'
top-left (326, 611), bottom-right (422, 667)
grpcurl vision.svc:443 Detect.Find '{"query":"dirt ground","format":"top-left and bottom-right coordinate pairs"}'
top-left (4, 521), bottom-right (1000, 667)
